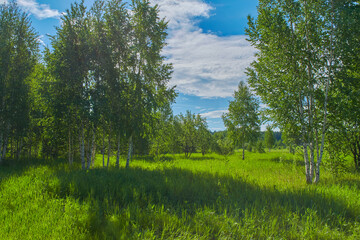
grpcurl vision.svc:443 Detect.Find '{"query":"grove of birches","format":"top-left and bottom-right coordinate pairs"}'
top-left (1, 0), bottom-right (359, 185)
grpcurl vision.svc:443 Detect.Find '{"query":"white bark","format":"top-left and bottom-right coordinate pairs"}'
top-left (299, 95), bottom-right (312, 184)
top-left (126, 134), bottom-right (133, 168)
top-left (86, 138), bottom-right (91, 169)
top-left (91, 130), bottom-right (96, 167)
top-left (87, 128), bottom-right (95, 169)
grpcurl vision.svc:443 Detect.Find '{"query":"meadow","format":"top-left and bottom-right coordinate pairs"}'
top-left (1, 150), bottom-right (360, 239)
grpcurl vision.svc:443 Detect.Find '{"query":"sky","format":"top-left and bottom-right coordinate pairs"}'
top-left (1, 0), bottom-right (259, 131)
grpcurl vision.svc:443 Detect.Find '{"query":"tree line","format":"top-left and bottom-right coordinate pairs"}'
top-left (1, 0), bottom-right (359, 185)
top-left (0, 0), bottom-right (176, 168)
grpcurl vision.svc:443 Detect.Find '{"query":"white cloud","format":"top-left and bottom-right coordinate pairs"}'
top-left (152, 0), bottom-right (256, 98)
top-left (201, 109), bottom-right (228, 119)
top-left (0, 0), bottom-right (8, 4)
top-left (17, 0), bottom-right (61, 19)
top-left (37, 35), bottom-right (45, 46)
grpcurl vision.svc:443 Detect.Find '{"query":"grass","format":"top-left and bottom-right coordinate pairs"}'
top-left (1, 150), bottom-right (360, 239)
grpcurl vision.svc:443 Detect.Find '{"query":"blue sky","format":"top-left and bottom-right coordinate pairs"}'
top-left (1, 0), bottom-right (259, 131)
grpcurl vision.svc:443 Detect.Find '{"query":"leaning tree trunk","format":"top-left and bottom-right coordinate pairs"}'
top-left (126, 134), bottom-right (133, 168)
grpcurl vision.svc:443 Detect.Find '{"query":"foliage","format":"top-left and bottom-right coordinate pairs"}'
top-left (222, 81), bottom-right (260, 160)
top-left (245, 0), bottom-right (355, 183)
top-left (256, 141), bottom-right (265, 154)
top-left (174, 111), bottom-right (210, 158)
top-left (0, 2), bottom-right (39, 162)
top-left (215, 137), bottom-right (234, 158)
top-left (265, 126), bottom-right (276, 152)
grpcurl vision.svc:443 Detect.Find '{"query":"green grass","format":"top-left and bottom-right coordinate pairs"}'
top-left (1, 150), bottom-right (360, 239)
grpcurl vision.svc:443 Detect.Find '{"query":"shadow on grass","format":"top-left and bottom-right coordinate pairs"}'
top-left (187, 156), bottom-right (216, 161)
top-left (267, 156), bottom-right (304, 166)
top-left (336, 178), bottom-right (360, 191)
top-left (2, 157), bottom-right (360, 237)
top-left (45, 165), bottom-right (359, 235)
top-left (0, 157), bottom-right (77, 184)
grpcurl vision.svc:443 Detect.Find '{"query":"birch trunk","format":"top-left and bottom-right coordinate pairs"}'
top-left (299, 95), bottom-right (312, 184)
top-left (314, 59), bottom-right (330, 183)
top-left (116, 133), bottom-right (120, 168)
top-left (126, 134), bottom-right (133, 168)
top-left (309, 141), bottom-right (315, 180)
top-left (91, 130), bottom-right (96, 167)
top-left (86, 137), bottom-right (91, 169)
top-left (80, 125), bottom-right (85, 170)
top-left (88, 128), bottom-right (95, 169)
top-left (314, 0), bottom-right (333, 183)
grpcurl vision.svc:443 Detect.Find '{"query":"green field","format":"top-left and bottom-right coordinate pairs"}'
top-left (1, 150), bottom-right (360, 239)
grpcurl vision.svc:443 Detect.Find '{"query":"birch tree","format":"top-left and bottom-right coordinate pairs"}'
top-left (124, 0), bottom-right (175, 167)
top-left (246, 0), bottom-right (340, 183)
top-left (0, 2), bottom-right (39, 162)
top-left (49, 0), bottom-right (92, 169)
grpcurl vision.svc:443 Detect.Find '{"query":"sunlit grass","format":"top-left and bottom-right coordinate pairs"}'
top-left (1, 150), bottom-right (360, 239)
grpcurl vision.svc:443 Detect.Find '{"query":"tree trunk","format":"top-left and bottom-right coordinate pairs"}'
top-left (80, 125), bottom-right (85, 170)
top-left (303, 143), bottom-right (312, 184)
top-left (116, 133), bottom-right (120, 168)
top-left (126, 134), bottom-right (133, 168)
top-left (309, 141), bottom-right (315, 180)
top-left (86, 136), bottom-right (91, 169)
top-left (91, 132), bottom-right (96, 167)
top-left (107, 126), bottom-right (111, 168)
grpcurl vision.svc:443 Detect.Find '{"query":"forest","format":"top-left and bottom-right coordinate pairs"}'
top-left (1, 0), bottom-right (360, 239)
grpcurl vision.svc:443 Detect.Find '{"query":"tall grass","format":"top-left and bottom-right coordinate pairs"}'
top-left (1, 150), bottom-right (360, 239)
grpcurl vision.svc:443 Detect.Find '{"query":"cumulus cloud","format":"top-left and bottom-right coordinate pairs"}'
top-left (201, 109), bottom-right (229, 119)
top-left (152, 0), bottom-right (256, 98)
top-left (17, 0), bottom-right (61, 19)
